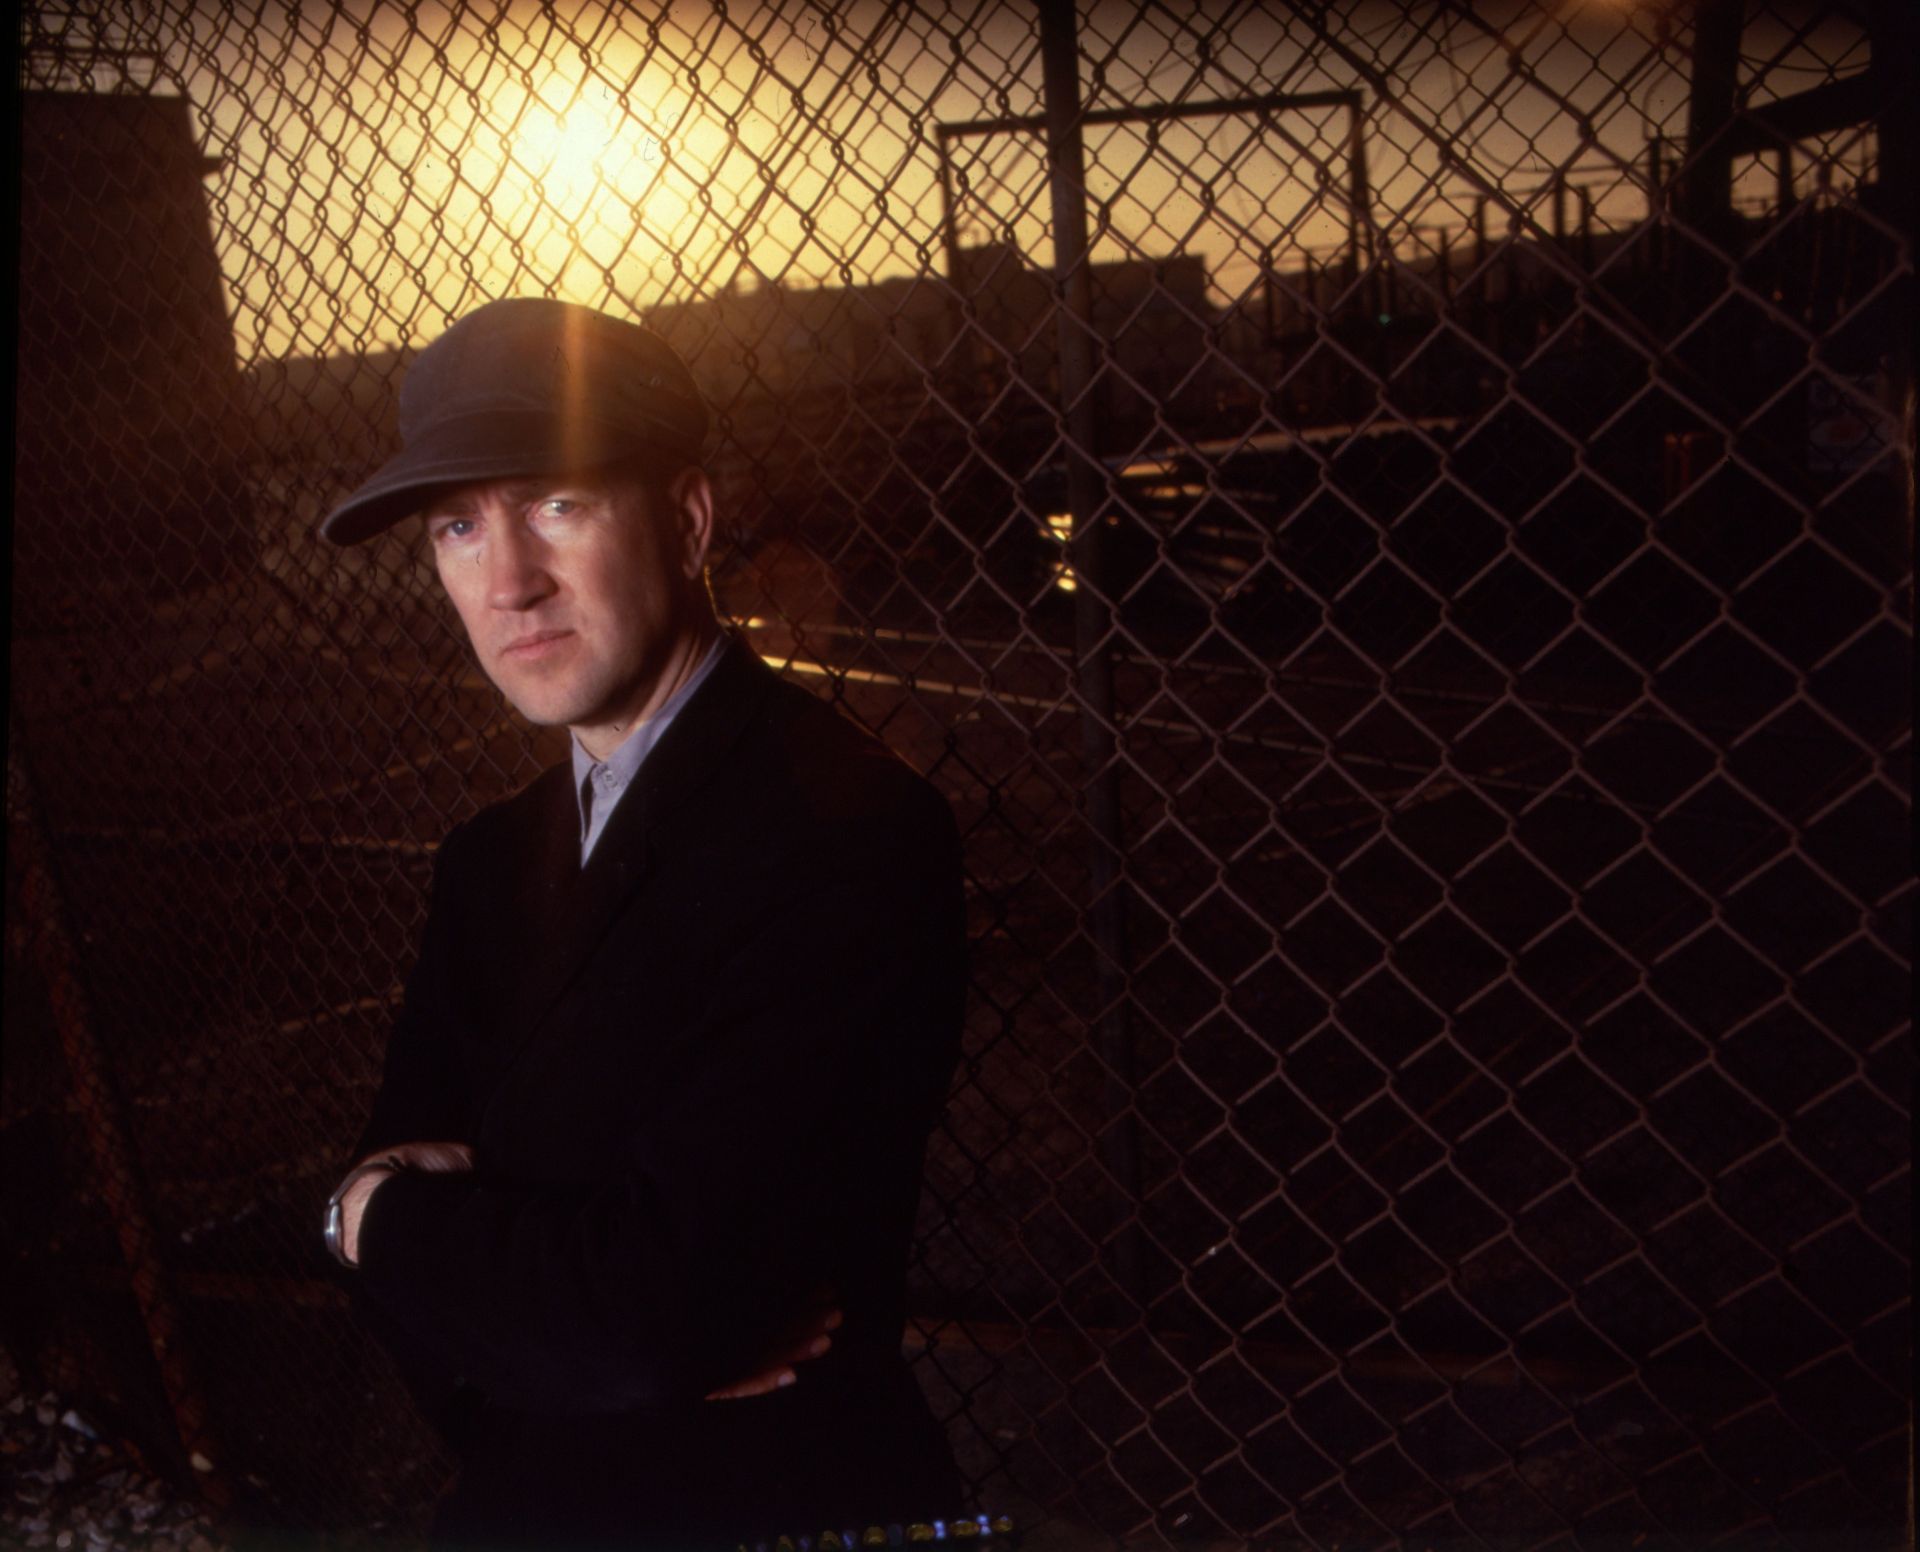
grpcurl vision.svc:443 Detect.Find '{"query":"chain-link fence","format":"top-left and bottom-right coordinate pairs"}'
top-left (7, 1), bottom-right (1912, 1547)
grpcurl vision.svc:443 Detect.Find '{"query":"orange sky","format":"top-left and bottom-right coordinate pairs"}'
top-left (58, 0), bottom-right (1874, 360)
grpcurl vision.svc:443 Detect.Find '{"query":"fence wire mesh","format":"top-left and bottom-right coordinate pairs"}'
top-left (6, 1), bottom-right (1912, 1548)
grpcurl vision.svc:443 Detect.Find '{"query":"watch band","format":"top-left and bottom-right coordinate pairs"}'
top-left (323, 1155), bottom-right (406, 1268)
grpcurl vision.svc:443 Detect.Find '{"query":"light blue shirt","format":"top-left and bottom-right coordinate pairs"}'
top-left (570, 633), bottom-right (727, 865)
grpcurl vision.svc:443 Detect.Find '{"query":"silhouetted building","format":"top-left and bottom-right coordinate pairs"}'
top-left (16, 92), bottom-right (254, 616)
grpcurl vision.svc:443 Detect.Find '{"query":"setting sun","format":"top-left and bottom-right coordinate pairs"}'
top-left (513, 96), bottom-right (640, 209)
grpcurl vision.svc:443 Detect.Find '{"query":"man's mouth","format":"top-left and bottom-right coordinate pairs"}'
top-left (499, 629), bottom-right (574, 660)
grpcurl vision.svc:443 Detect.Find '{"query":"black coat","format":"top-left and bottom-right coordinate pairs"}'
top-left (350, 634), bottom-right (967, 1550)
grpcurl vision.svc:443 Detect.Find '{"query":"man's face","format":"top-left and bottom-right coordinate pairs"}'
top-left (422, 467), bottom-right (714, 746)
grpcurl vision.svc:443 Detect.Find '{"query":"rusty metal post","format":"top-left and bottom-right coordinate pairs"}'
top-left (6, 732), bottom-right (229, 1507)
top-left (1037, 0), bottom-right (1143, 1309)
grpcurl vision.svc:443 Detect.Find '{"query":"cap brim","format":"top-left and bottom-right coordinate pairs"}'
top-left (319, 408), bottom-right (698, 545)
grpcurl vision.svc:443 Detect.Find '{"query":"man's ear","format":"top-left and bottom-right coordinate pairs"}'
top-left (667, 466), bottom-right (716, 581)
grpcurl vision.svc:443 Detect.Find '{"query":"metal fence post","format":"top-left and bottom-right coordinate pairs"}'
top-left (6, 731), bottom-right (230, 1508)
top-left (1037, 0), bottom-right (1144, 1310)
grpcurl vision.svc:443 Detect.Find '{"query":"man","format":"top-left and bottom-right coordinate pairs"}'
top-left (317, 298), bottom-right (968, 1550)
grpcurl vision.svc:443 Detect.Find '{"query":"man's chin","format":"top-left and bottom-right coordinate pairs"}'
top-left (491, 680), bottom-right (597, 731)
top-left (507, 699), bottom-right (591, 730)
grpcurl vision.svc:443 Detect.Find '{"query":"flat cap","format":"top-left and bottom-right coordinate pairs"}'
top-left (320, 297), bottom-right (708, 544)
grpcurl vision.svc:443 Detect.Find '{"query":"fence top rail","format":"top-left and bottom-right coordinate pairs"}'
top-left (936, 87), bottom-right (1364, 142)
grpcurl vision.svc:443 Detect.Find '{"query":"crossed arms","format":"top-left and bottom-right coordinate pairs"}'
top-left (335, 765), bottom-right (966, 1419)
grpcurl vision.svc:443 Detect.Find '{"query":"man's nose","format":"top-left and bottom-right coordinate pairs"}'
top-left (484, 524), bottom-right (557, 612)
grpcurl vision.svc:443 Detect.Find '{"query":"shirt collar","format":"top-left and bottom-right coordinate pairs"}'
top-left (570, 630), bottom-right (728, 817)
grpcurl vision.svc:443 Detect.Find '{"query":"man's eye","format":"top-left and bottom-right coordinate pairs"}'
top-left (430, 518), bottom-right (475, 543)
top-left (537, 498), bottom-right (582, 519)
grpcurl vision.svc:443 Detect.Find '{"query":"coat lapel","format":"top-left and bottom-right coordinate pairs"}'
top-left (494, 631), bottom-right (780, 1069)
top-left (468, 759), bottom-right (583, 1067)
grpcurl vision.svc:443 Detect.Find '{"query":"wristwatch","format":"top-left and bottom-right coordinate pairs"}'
top-left (324, 1156), bottom-right (406, 1269)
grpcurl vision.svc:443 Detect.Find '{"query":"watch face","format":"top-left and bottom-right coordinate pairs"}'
top-left (325, 1159), bottom-right (402, 1267)
top-left (324, 1198), bottom-right (347, 1264)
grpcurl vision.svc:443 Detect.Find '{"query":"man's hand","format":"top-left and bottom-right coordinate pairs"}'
top-left (704, 1287), bottom-right (843, 1401)
top-left (337, 1141), bottom-right (474, 1266)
